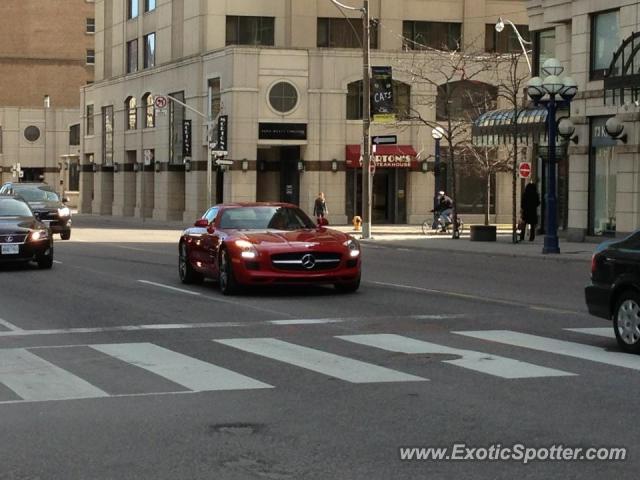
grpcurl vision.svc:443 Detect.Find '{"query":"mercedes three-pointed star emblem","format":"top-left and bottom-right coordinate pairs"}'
top-left (301, 253), bottom-right (316, 270)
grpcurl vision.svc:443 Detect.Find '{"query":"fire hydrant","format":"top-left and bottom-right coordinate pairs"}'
top-left (352, 216), bottom-right (362, 231)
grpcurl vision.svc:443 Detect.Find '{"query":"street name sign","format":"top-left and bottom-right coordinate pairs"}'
top-left (372, 135), bottom-right (397, 145)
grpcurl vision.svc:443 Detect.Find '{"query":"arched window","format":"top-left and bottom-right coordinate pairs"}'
top-left (125, 96), bottom-right (137, 130)
top-left (436, 81), bottom-right (497, 122)
top-left (346, 80), bottom-right (411, 120)
top-left (142, 92), bottom-right (154, 128)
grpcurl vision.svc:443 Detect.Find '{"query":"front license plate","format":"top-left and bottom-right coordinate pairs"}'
top-left (1, 244), bottom-right (19, 255)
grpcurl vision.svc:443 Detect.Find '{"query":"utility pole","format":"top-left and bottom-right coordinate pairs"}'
top-left (361, 0), bottom-right (372, 239)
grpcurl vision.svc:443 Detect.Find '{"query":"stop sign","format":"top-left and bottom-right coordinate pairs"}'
top-left (519, 162), bottom-right (531, 179)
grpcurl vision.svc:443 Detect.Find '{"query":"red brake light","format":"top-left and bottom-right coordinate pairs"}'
top-left (591, 254), bottom-right (598, 276)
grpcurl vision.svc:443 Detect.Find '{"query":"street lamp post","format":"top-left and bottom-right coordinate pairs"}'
top-left (431, 127), bottom-right (444, 213)
top-left (495, 17), bottom-right (532, 74)
top-left (526, 58), bottom-right (578, 254)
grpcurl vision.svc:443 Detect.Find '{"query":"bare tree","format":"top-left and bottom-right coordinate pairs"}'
top-left (491, 51), bottom-right (532, 242)
top-left (395, 44), bottom-right (497, 234)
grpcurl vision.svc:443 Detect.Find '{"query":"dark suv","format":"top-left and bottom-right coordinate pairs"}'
top-left (0, 182), bottom-right (72, 239)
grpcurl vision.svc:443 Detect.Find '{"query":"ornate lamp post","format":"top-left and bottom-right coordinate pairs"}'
top-left (526, 58), bottom-right (578, 254)
top-left (495, 17), bottom-right (532, 73)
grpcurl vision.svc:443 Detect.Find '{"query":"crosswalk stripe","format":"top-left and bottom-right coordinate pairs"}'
top-left (0, 349), bottom-right (108, 402)
top-left (337, 334), bottom-right (575, 379)
top-left (91, 343), bottom-right (273, 391)
top-left (455, 330), bottom-right (640, 371)
top-left (565, 328), bottom-right (613, 338)
top-left (215, 338), bottom-right (427, 383)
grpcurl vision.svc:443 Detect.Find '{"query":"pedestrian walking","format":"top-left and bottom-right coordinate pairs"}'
top-left (313, 192), bottom-right (328, 224)
top-left (520, 181), bottom-right (540, 241)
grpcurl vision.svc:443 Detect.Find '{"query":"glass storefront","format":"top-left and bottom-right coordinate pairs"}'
top-left (589, 117), bottom-right (618, 236)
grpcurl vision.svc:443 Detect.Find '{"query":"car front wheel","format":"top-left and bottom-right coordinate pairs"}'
top-left (178, 242), bottom-right (203, 284)
top-left (60, 231), bottom-right (71, 240)
top-left (37, 246), bottom-right (54, 270)
top-left (335, 275), bottom-right (361, 293)
top-left (218, 249), bottom-right (238, 295)
top-left (614, 290), bottom-right (640, 354)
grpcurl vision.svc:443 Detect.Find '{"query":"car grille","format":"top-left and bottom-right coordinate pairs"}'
top-left (0, 233), bottom-right (27, 244)
top-left (35, 210), bottom-right (59, 222)
top-left (271, 252), bottom-right (342, 271)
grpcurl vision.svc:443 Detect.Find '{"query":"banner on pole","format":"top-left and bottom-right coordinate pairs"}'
top-left (371, 66), bottom-right (395, 124)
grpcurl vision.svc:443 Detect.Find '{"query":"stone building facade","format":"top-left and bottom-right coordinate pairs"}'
top-left (0, 0), bottom-right (95, 198)
top-left (81, 0), bottom-right (529, 224)
top-left (528, 0), bottom-right (640, 239)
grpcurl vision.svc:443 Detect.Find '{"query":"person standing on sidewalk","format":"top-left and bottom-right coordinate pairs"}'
top-left (520, 182), bottom-right (540, 241)
top-left (313, 192), bottom-right (328, 224)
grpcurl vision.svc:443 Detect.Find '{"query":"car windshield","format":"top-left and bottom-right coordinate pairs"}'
top-left (218, 206), bottom-right (316, 230)
top-left (15, 187), bottom-right (60, 202)
top-left (0, 198), bottom-right (33, 217)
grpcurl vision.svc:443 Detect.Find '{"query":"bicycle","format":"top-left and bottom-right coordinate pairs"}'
top-left (422, 210), bottom-right (464, 238)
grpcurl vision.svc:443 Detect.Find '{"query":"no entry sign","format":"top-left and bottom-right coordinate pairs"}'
top-left (519, 162), bottom-right (531, 179)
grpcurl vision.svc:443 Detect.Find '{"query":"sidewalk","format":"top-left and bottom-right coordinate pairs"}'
top-left (332, 224), bottom-right (598, 263)
top-left (73, 214), bottom-right (597, 263)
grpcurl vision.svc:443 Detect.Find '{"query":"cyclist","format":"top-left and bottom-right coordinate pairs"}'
top-left (434, 191), bottom-right (453, 232)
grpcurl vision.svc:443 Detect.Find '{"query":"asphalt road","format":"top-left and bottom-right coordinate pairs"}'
top-left (0, 217), bottom-right (636, 480)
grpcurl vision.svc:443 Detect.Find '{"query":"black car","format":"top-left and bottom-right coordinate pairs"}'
top-left (586, 231), bottom-right (640, 353)
top-left (0, 196), bottom-right (54, 269)
top-left (0, 182), bottom-right (71, 239)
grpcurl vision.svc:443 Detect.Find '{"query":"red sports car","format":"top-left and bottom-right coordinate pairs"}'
top-left (178, 203), bottom-right (361, 294)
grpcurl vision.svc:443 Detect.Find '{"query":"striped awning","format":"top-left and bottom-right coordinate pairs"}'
top-left (472, 107), bottom-right (548, 146)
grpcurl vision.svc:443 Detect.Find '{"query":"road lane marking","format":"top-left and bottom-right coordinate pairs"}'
top-left (91, 343), bottom-right (272, 391)
top-left (138, 280), bottom-right (202, 296)
top-left (268, 319), bottom-right (345, 325)
top-left (367, 281), bottom-right (581, 314)
top-left (215, 338), bottom-right (427, 383)
top-left (337, 334), bottom-right (574, 379)
top-left (455, 330), bottom-right (640, 371)
top-left (53, 260), bottom-right (63, 264)
top-left (137, 280), bottom-right (295, 317)
top-left (0, 348), bottom-right (108, 402)
top-left (565, 328), bottom-right (613, 338)
top-left (0, 318), bottom-right (23, 332)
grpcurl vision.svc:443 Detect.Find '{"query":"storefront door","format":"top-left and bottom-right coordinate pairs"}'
top-left (256, 146), bottom-right (301, 205)
top-left (346, 168), bottom-right (407, 224)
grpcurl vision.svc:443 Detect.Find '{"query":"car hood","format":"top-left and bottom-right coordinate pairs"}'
top-left (27, 200), bottom-right (63, 211)
top-left (235, 228), bottom-right (350, 248)
top-left (0, 216), bottom-right (39, 233)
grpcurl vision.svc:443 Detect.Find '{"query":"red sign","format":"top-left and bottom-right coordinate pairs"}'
top-left (345, 145), bottom-right (417, 168)
top-left (519, 162), bottom-right (531, 179)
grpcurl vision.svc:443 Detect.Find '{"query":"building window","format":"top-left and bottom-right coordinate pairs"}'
top-left (0, 127), bottom-right (3, 154)
top-left (533, 28), bottom-right (555, 76)
top-left (485, 24), bottom-right (529, 53)
top-left (86, 104), bottom-right (94, 135)
top-left (125, 96), bottom-right (137, 130)
top-left (591, 10), bottom-right (619, 80)
top-left (402, 21), bottom-right (462, 50)
top-left (589, 116), bottom-right (618, 235)
top-left (225, 16), bottom-right (274, 46)
top-left (86, 49), bottom-right (95, 65)
top-left (142, 92), bottom-right (154, 128)
top-left (169, 91), bottom-right (185, 164)
top-left (68, 159), bottom-right (80, 191)
top-left (86, 18), bottom-right (95, 34)
top-left (144, 33), bottom-right (155, 68)
top-left (208, 77), bottom-right (221, 119)
top-left (436, 80), bottom-right (497, 122)
top-left (268, 82), bottom-right (298, 113)
top-left (102, 106), bottom-right (114, 166)
top-left (69, 124), bottom-right (80, 146)
top-left (144, 0), bottom-right (156, 13)
top-left (317, 18), bottom-right (378, 49)
top-left (127, 0), bottom-right (138, 20)
top-left (126, 39), bottom-right (138, 73)
top-left (346, 80), bottom-right (411, 120)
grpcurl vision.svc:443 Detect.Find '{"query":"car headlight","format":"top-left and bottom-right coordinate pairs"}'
top-left (30, 230), bottom-right (48, 241)
top-left (235, 239), bottom-right (258, 259)
top-left (343, 238), bottom-right (360, 257)
top-left (58, 207), bottom-right (71, 217)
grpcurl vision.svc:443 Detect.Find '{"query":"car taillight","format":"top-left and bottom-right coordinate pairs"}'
top-left (591, 253), bottom-right (598, 277)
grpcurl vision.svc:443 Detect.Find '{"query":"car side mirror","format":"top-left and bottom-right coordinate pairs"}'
top-left (194, 219), bottom-right (209, 228)
top-left (33, 211), bottom-right (41, 220)
top-left (62, 196), bottom-right (70, 203)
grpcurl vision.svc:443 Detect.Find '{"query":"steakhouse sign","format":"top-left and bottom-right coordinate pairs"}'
top-left (357, 154), bottom-right (412, 168)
